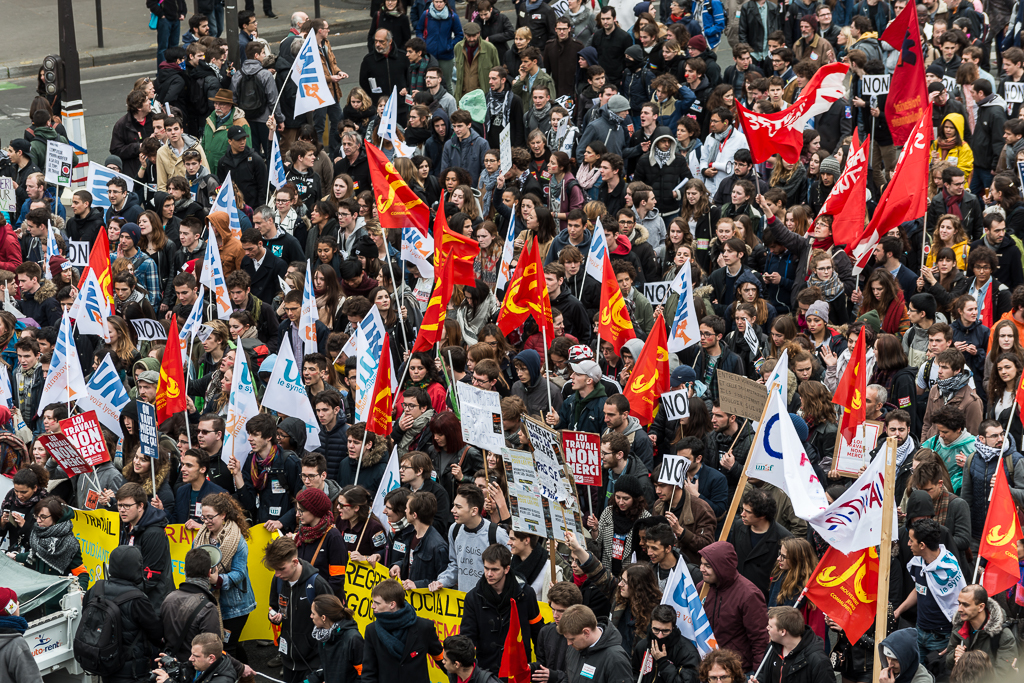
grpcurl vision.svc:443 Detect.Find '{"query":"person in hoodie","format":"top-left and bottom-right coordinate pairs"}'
top-left (416, 0), bottom-right (464, 90)
top-left (968, 79), bottom-right (1008, 195)
top-left (155, 47), bottom-right (190, 117)
top-left (630, 604), bottom-right (700, 683)
top-left (65, 190), bottom-right (105, 245)
top-left (441, 110), bottom-right (489, 184)
top-left (512, 349), bottom-right (564, 417)
top-left (697, 541), bottom-right (769, 672)
top-left (558, 604), bottom-right (633, 683)
top-left (116, 483), bottom-right (174, 614)
top-left (577, 94), bottom-right (632, 157)
top-left (634, 130), bottom-right (688, 220)
top-left (878, 628), bottom-right (935, 683)
top-left (546, 209), bottom-right (592, 265)
top-left (0, 589), bottom-right (42, 683)
top-left (207, 211), bottom-right (245, 275)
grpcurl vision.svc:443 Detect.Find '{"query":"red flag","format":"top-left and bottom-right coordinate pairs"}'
top-left (77, 228), bottom-right (114, 312)
top-left (734, 62), bottom-right (849, 163)
top-left (846, 107), bottom-right (932, 273)
top-left (979, 463), bottom-right (1024, 595)
top-left (497, 236), bottom-right (555, 339)
top-left (155, 316), bottom-right (187, 424)
top-left (817, 130), bottom-right (869, 247)
top-left (881, 2), bottom-right (929, 146)
top-left (622, 312), bottom-right (669, 425)
top-left (411, 248), bottom-right (455, 353)
top-left (365, 142), bottom-right (430, 235)
top-left (1015, 363), bottom-right (1024, 415)
top-left (804, 546), bottom-right (879, 644)
top-left (833, 331), bottom-right (866, 444)
top-left (433, 191), bottom-right (478, 287)
top-left (599, 250), bottom-right (636, 352)
top-left (367, 333), bottom-right (393, 436)
top-left (498, 599), bottom-right (531, 683)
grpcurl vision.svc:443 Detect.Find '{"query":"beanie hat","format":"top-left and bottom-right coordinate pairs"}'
top-left (49, 255), bottom-right (71, 281)
top-left (688, 35), bottom-right (708, 53)
top-left (104, 154), bottom-right (123, 170)
top-left (799, 14), bottom-right (818, 31)
top-left (296, 487), bottom-right (333, 519)
top-left (611, 234), bottom-right (632, 255)
top-left (788, 413), bottom-right (809, 442)
top-left (120, 222), bottom-right (142, 247)
top-left (633, 1), bottom-right (651, 15)
top-left (806, 300), bottom-right (829, 322)
top-left (926, 63), bottom-right (946, 79)
top-left (819, 156), bottom-right (841, 177)
top-left (0, 588), bottom-right (17, 615)
top-left (608, 94), bottom-right (631, 113)
top-left (614, 474), bottom-right (645, 500)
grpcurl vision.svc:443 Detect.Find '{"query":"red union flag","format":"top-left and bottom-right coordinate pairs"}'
top-left (804, 546), bottom-right (879, 644)
top-left (367, 334), bottom-right (393, 437)
top-left (833, 331), bottom-right (867, 444)
top-left (734, 62), bottom-right (849, 163)
top-left (622, 312), bottom-right (670, 426)
top-left (881, 2), bottom-right (929, 146)
top-left (817, 130), bottom-right (869, 247)
top-left (978, 464), bottom-right (1023, 595)
top-left (497, 236), bottom-right (555, 340)
top-left (366, 142), bottom-right (430, 235)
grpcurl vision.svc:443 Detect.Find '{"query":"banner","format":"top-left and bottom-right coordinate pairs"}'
top-left (59, 411), bottom-right (111, 466)
top-left (77, 353), bottom-right (130, 438)
top-left (290, 31), bottom-right (337, 117)
top-left (131, 318), bottom-right (168, 341)
top-left (69, 268), bottom-right (111, 342)
top-left (494, 212), bottom-right (517, 293)
top-left (180, 285), bottom-right (206, 342)
top-left (211, 173), bottom-right (243, 241)
top-left (499, 125), bottom-right (513, 177)
top-left (660, 389), bottom-right (690, 421)
top-left (137, 401), bottom-right (160, 460)
top-left (599, 249), bottom-right (637, 353)
top-left (370, 447), bottom-right (401, 530)
top-left (881, 2), bottom-right (928, 146)
top-left (261, 336), bottom-right (322, 451)
top-left (85, 162), bottom-right (135, 210)
top-left (561, 431), bottom-right (601, 486)
top-left (659, 455), bottom-right (692, 487)
top-left (503, 448), bottom-right (548, 535)
top-left (433, 194), bottom-right (480, 286)
top-left (803, 546), bottom-right (879, 644)
top-left (411, 251), bottom-right (455, 353)
top-left (199, 234), bottom-right (231, 320)
top-left (367, 143), bottom-right (430, 234)
top-left (497, 236), bottom-right (554, 340)
top-left (585, 217), bottom-right (607, 282)
top-left (0, 177), bottom-right (15, 213)
top-left (44, 140), bottom-right (74, 186)
top-left (668, 260), bottom-right (699, 353)
top-left (269, 132), bottom-right (287, 190)
top-left (622, 312), bottom-right (669, 426)
top-left (817, 131), bottom-right (869, 247)
top-left (353, 306), bottom-right (387, 423)
top-left (661, 558), bottom-right (718, 657)
top-left (41, 432), bottom-right (94, 479)
top-left (716, 371), bottom-right (767, 422)
top-left (156, 316), bottom-right (187, 424)
top-left (978, 462), bottom-right (1023, 595)
top-left (455, 382), bottom-right (504, 452)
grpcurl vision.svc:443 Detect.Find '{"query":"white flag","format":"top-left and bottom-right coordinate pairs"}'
top-left (494, 214), bottom-right (517, 292)
top-left (86, 161), bottom-right (135, 210)
top-left (744, 389), bottom-right (829, 520)
top-left (45, 222), bottom-right (60, 279)
top-left (77, 353), bottom-right (130, 438)
top-left (39, 312), bottom-right (88, 407)
top-left (667, 260), bottom-right (700, 353)
top-left (269, 132), bottom-right (287, 190)
top-left (585, 217), bottom-right (607, 282)
top-left (223, 346), bottom-right (260, 464)
top-left (401, 226), bottom-right (434, 280)
top-left (354, 306), bottom-right (387, 422)
top-left (69, 269), bottom-right (111, 342)
top-left (212, 172), bottom-right (243, 241)
top-left (3, 287), bottom-right (22, 318)
top-left (766, 348), bottom-right (789, 399)
top-left (807, 438), bottom-right (899, 553)
top-left (261, 336), bottom-right (321, 451)
top-left (661, 560), bottom-right (718, 657)
top-left (378, 86), bottom-right (399, 144)
top-left (290, 31), bottom-right (337, 117)
top-left (371, 447), bottom-right (402, 530)
top-left (199, 237), bottom-right (231, 320)
top-left (179, 285), bottom-right (206, 341)
top-left (300, 260), bottom-right (318, 358)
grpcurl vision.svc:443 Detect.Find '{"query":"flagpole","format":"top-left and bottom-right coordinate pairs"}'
top-left (150, 464), bottom-right (157, 502)
top-left (920, 210), bottom-right (929, 271)
top-left (385, 250), bottom-right (409, 352)
top-left (542, 324), bottom-right (553, 416)
top-left (354, 429), bottom-right (368, 482)
top-left (974, 400), bottom-right (1018, 583)
top-left (871, 437), bottom-right (898, 683)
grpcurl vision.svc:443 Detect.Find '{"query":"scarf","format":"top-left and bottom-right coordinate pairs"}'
top-left (297, 514), bottom-right (334, 546)
top-left (806, 270), bottom-right (844, 300)
top-left (477, 168), bottom-right (501, 216)
top-left (654, 147), bottom-right (673, 167)
top-left (881, 289), bottom-right (906, 334)
top-left (0, 616), bottom-right (27, 634)
top-left (511, 546), bottom-right (548, 585)
top-left (937, 133), bottom-right (960, 151)
top-left (374, 603), bottom-right (419, 658)
top-left (572, 571), bottom-right (587, 587)
top-left (428, 3), bottom-right (450, 19)
top-left (531, 101), bottom-right (552, 127)
top-left (193, 519), bottom-right (243, 574)
top-left (706, 126), bottom-right (734, 167)
top-left (933, 487), bottom-right (950, 525)
top-left (908, 545), bottom-right (966, 621)
top-left (896, 437), bottom-right (915, 467)
top-left (975, 441), bottom-right (1001, 463)
top-left (939, 266), bottom-right (962, 291)
top-left (29, 518), bottom-right (81, 574)
top-left (936, 369), bottom-right (971, 402)
top-left (812, 235), bottom-right (834, 250)
top-left (945, 190), bottom-right (964, 218)
top-left (487, 88), bottom-right (513, 130)
top-left (249, 446), bottom-right (278, 490)
top-left (312, 625), bottom-right (333, 642)
top-left (398, 409), bottom-right (434, 451)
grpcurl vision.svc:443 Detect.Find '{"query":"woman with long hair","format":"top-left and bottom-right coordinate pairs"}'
top-left (0, 463), bottom-right (48, 552)
top-left (227, 310), bottom-right (256, 341)
top-left (546, 151), bottom-right (586, 229)
top-left (805, 250), bottom-right (849, 326)
top-left (478, 323), bottom-right (518, 388)
top-left (527, 129), bottom-right (552, 182)
top-left (678, 394), bottom-right (715, 440)
top-left (587, 475), bottom-right (651, 576)
top-left (769, 315), bottom-right (799, 357)
top-left (925, 214), bottom-right (970, 270)
top-left (137, 210), bottom-right (176, 288)
top-left (951, 293), bottom-right (992, 403)
top-left (413, 154), bottom-right (442, 207)
top-left (314, 264), bottom-right (344, 328)
top-left (991, 174), bottom-right (1024, 237)
top-left (725, 272), bottom-right (776, 330)
top-left (768, 537), bottom-right (818, 606)
top-left (662, 217), bottom-right (692, 276)
top-left (869, 334), bottom-right (919, 428)
top-left (368, 285), bottom-right (414, 357)
top-left (474, 221), bottom-right (502, 290)
top-left (784, 204), bottom-right (812, 237)
top-left (929, 114), bottom-right (974, 183)
top-left (326, 173), bottom-right (356, 204)
top-left (310, 594), bottom-right (363, 683)
top-left (107, 316), bottom-right (142, 370)
top-left (14, 496), bottom-right (88, 600)
top-left (0, 310), bottom-right (18, 369)
top-left (427, 411), bottom-right (483, 501)
top-left (951, 245), bottom-right (1012, 328)
top-left (576, 141), bottom-right (607, 200)
top-left (798, 380), bottom-right (838, 470)
top-left (984, 319), bottom-right (1024, 387)
top-left (194, 492), bottom-right (256, 663)
top-left (856, 269), bottom-right (910, 336)
top-left (335, 485), bottom-right (389, 558)
top-left (455, 279), bottom-right (500, 345)
top-left (988, 352), bottom-right (1024, 445)
top-left (402, 351), bottom-right (448, 414)
top-left (612, 563), bottom-right (662, 653)
top-left (703, 84), bottom-right (736, 135)
top-left (919, 246), bottom-right (966, 315)
top-left (768, 155), bottom-right (808, 206)
top-left (439, 319), bottom-right (465, 349)
top-left (122, 445), bottom-right (174, 510)
top-left (451, 184), bottom-right (481, 225)
top-left (679, 179), bottom-right (720, 273)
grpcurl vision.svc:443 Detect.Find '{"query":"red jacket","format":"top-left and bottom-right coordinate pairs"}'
top-left (697, 541), bottom-right (769, 671)
top-left (0, 222), bottom-right (23, 272)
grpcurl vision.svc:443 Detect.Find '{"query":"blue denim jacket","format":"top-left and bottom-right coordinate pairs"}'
top-left (197, 535), bottom-right (257, 620)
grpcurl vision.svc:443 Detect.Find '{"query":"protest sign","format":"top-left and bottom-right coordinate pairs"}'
top-left (499, 125), bottom-right (512, 176)
top-left (455, 382), bottom-right (505, 452)
top-left (717, 371), bottom-right (768, 421)
top-left (832, 420), bottom-right (883, 477)
top-left (68, 240), bottom-right (90, 267)
top-left (59, 411), bottom-right (110, 466)
top-left (1006, 80), bottom-right (1024, 103)
top-left (0, 178), bottom-right (15, 213)
top-left (643, 280), bottom-right (672, 305)
top-left (561, 431), bottom-right (601, 486)
top-left (131, 318), bottom-right (168, 341)
top-left (523, 416), bottom-right (571, 502)
top-left (137, 401), bottom-right (160, 460)
top-left (659, 455), bottom-right (692, 486)
top-left (502, 448), bottom-right (549, 536)
top-left (44, 140), bottom-right (73, 186)
top-left (71, 508), bottom-right (119, 585)
top-left (660, 389), bottom-right (690, 421)
top-left (40, 432), bottom-right (93, 478)
top-left (860, 75), bottom-right (890, 95)
top-left (503, 447), bottom-right (539, 491)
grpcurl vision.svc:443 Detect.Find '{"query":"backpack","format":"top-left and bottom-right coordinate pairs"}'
top-left (189, 75), bottom-right (212, 121)
top-left (73, 581), bottom-right (149, 677)
top-left (236, 70), bottom-right (267, 119)
top-left (452, 520), bottom-right (500, 546)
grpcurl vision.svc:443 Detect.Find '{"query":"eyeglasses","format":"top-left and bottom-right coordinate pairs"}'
top-left (197, 429), bottom-right (215, 435)
top-left (200, 514), bottom-right (221, 522)
top-left (275, 198), bottom-right (290, 204)
top-left (300, 473), bottom-right (323, 481)
top-left (35, 513), bottom-right (51, 521)
top-left (651, 627), bottom-right (673, 635)
top-left (401, 402), bottom-right (419, 409)
top-left (707, 676), bottom-right (733, 682)
top-left (398, 465), bottom-right (414, 471)
top-left (116, 503), bottom-right (140, 511)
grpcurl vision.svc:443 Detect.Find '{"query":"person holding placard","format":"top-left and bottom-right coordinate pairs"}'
top-left (653, 461), bottom-right (718, 565)
top-left (116, 482), bottom-right (175, 613)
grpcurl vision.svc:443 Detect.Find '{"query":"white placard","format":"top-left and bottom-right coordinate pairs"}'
top-left (1006, 81), bottom-right (1024, 104)
top-left (503, 448), bottom-right (547, 535)
top-left (455, 381), bottom-right (505, 453)
top-left (660, 389), bottom-right (690, 421)
top-left (0, 178), bottom-right (16, 213)
top-left (942, 75), bottom-right (957, 94)
top-left (524, 417), bottom-right (569, 502)
top-left (44, 140), bottom-right (74, 186)
top-left (68, 240), bottom-right (90, 267)
top-left (551, 0), bottom-right (569, 14)
top-left (499, 125), bottom-right (512, 177)
top-left (832, 420), bottom-right (884, 477)
top-left (131, 318), bottom-right (168, 341)
top-left (860, 74), bottom-right (890, 96)
top-left (643, 280), bottom-right (672, 305)
top-left (658, 454), bottom-right (692, 486)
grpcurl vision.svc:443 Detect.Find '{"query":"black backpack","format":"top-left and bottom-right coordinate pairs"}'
top-left (73, 581), bottom-right (148, 677)
top-left (236, 70), bottom-right (267, 119)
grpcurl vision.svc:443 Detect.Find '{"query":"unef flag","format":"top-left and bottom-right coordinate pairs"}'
top-left (212, 175), bottom-right (243, 241)
top-left (223, 345), bottom-right (260, 464)
top-left (497, 236), bottom-right (555, 340)
top-left (367, 333), bottom-right (393, 437)
top-left (661, 558), bottom-right (718, 657)
top-left (69, 269), bottom-right (111, 342)
top-left (200, 233), bottom-right (232, 320)
top-left (366, 142), bottom-right (429, 235)
top-left (881, 2), bottom-right (929, 146)
top-left (411, 248), bottom-right (455, 353)
top-left (667, 260), bottom-right (699, 353)
top-left (498, 599), bottom-right (531, 683)
top-left (289, 31), bottom-right (336, 117)
top-left (262, 334), bottom-right (322, 451)
top-left (269, 132), bottom-right (287, 191)
top-left (599, 250), bottom-right (636, 353)
top-left (401, 226), bottom-right (434, 279)
top-left (300, 260), bottom-right (318, 357)
top-left (834, 331), bottom-right (867, 444)
top-left (817, 130), bottom-right (869, 247)
top-left (156, 316), bottom-right (187, 424)
top-left (495, 208), bottom-right (518, 292)
top-left (804, 546), bottom-right (879, 643)
top-left (978, 463), bottom-right (1023, 595)
top-left (622, 312), bottom-right (669, 425)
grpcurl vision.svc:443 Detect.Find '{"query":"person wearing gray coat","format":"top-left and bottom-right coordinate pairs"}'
top-left (577, 96), bottom-right (632, 157)
top-left (0, 591), bottom-right (42, 683)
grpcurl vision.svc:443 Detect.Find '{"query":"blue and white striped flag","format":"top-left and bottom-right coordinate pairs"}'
top-left (661, 558), bottom-right (718, 658)
top-left (45, 222), bottom-right (60, 279)
top-left (212, 172), bottom-right (242, 240)
top-left (290, 31), bottom-right (336, 117)
top-left (269, 132), bottom-right (287, 190)
top-left (85, 162), bottom-right (135, 209)
top-left (585, 217), bottom-right (607, 281)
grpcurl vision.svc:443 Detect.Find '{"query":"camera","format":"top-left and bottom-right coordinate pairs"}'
top-left (150, 655), bottom-right (183, 683)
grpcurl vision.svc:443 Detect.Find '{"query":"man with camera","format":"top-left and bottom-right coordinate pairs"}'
top-left (152, 633), bottom-right (239, 683)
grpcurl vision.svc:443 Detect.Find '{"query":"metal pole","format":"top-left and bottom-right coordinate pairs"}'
top-left (542, 323), bottom-right (553, 416)
top-left (314, 0), bottom-right (321, 18)
top-left (385, 253), bottom-right (409, 352)
top-left (95, 0), bottom-right (104, 48)
top-left (354, 429), bottom-right (368, 481)
top-left (225, 0), bottom-right (239, 66)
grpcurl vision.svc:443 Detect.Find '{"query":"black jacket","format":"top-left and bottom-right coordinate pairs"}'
top-left (634, 142), bottom-right (690, 217)
top-left (535, 621), bottom-right (570, 683)
top-left (739, 1), bottom-right (782, 57)
top-left (632, 628), bottom-right (701, 683)
top-left (118, 503), bottom-right (174, 614)
top-left (314, 419), bottom-right (350, 484)
top-left (927, 189), bottom-right (984, 241)
top-left (816, 98), bottom-right (854, 155)
top-left (755, 629), bottom-right (833, 683)
top-left (972, 96), bottom-right (1009, 172)
top-left (269, 559), bottom-right (335, 672)
top-left (109, 112), bottom-right (154, 179)
top-left (275, 318), bottom-right (330, 356)
top-left (65, 206), bottom-right (105, 245)
top-left (726, 518), bottom-right (793, 600)
top-left (181, 654), bottom-right (240, 683)
top-left (362, 610), bottom-right (444, 683)
top-left (238, 446), bottom-right (303, 529)
top-left (590, 26), bottom-right (633, 84)
top-left (394, 524), bottom-right (449, 588)
top-left (563, 619), bottom-right (633, 683)
top-left (217, 146), bottom-right (268, 210)
top-left (404, 477), bottom-right (454, 533)
top-left (297, 526), bottom-right (349, 596)
top-left (310, 619), bottom-right (364, 683)
top-left (359, 46), bottom-right (411, 122)
top-left (551, 288), bottom-right (592, 345)
top-left (332, 149), bottom-right (373, 195)
top-left (160, 581), bottom-right (221, 661)
top-left (461, 574), bottom-right (543, 673)
top-left (480, 9), bottom-right (516, 59)
top-left (242, 251), bottom-right (289, 306)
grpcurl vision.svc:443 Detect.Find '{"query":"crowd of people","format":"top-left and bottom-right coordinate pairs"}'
top-left (4, 0), bottom-right (1024, 681)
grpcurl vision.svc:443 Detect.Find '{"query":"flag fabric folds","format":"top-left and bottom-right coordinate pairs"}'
top-left (411, 248), bottom-right (456, 353)
top-left (155, 317), bottom-right (187, 424)
top-left (370, 447), bottom-right (402, 530)
top-left (223, 345), bottom-right (260, 464)
top-left (833, 331), bottom-right (867, 444)
top-left (497, 236), bottom-right (555, 340)
top-left (300, 260), bottom-right (319, 358)
top-left (366, 142), bottom-right (430, 235)
top-left (599, 249), bottom-right (637, 353)
top-left (77, 228), bottom-right (114, 312)
top-left (401, 226), bottom-right (435, 280)
top-left (289, 31), bottom-right (337, 117)
top-left (817, 130), bottom-right (869, 247)
top-left (269, 132), bottom-right (287, 191)
top-left (200, 235), bottom-right (232, 320)
top-left (212, 172), bottom-right (243, 240)
top-left (979, 463), bottom-right (1023, 595)
top-left (69, 269), bottom-right (111, 342)
top-left (262, 335), bottom-right (322, 451)
top-left (433, 191), bottom-right (479, 287)
top-left (498, 599), bottom-right (532, 683)
top-left (367, 333), bottom-right (393, 437)
top-left (661, 559), bottom-right (718, 657)
top-left (39, 312), bottom-right (88, 408)
top-left (667, 260), bottom-right (699, 353)
top-left (804, 546), bottom-right (879, 643)
top-left (622, 312), bottom-right (670, 425)
top-left (881, 2), bottom-right (929, 146)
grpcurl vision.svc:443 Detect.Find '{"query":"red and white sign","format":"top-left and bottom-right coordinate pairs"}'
top-left (59, 411), bottom-right (111, 466)
top-left (561, 431), bottom-right (602, 486)
top-left (40, 432), bottom-right (93, 478)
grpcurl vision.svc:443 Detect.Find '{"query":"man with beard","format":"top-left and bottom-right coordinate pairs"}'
top-left (484, 67), bottom-right (526, 148)
top-left (453, 22), bottom-right (500, 101)
top-left (360, 29), bottom-right (411, 123)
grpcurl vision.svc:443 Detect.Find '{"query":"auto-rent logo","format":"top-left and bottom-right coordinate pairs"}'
top-left (32, 634), bottom-right (62, 656)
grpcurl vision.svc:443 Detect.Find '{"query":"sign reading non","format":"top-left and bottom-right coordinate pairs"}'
top-left (717, 371), bottom-right (768, 421)
top-left (68, 241), bottom-right (90, 267)
top-left (131, 318), bottom-right (168, 341)
top-left (860, 74), bottom-right (890, 95)
top-left (44, 140), bottom-right (74, 186)
top-left (1006, 81), bottom-right (1024, 103)
top-left (643, 280), bottom-right (672, 305)
top-left (660, 389), bottom-right (690, 421)
top-left (658, 455), bottom-right (692, 487)
top-left (40, 432), bottom-right (93, 478)
top-left (59, 411), bottom-right (111, 466)
top-left (137, 401), bottom-right (160, 459)
top-left (561, 431), bottom-right (601, 486)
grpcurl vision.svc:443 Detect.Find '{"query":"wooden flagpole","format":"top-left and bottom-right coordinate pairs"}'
top-left (871, 437), bottom-right (898, 683)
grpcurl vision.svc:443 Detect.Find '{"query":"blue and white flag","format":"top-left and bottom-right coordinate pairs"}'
top-left (745, 388), bottom-right (829, 520)
top-left (212, 172), bottom-right (242, 240)
top-left (261, 336), bottom-right (321, 451)
top-left (179, 285), bottom-right (206, 341)
top-left (371, 446), bottom-right (402, 530)
top-left (661, 558), bottom-right (718, 657)
top-left (668, 261), bottom-right (700, 353)
top-left (223, 345), bottom-right (260, 464)
top-left (0, 357), bottom-right (13, 409)
top-left (378, 86), bottom-right (399, 144)
top-left (85, 162), bottom-right (135, 210)
top-left (585, 217), bottom-right (607, 282)
top-left (290, 31), bottom-right (336, 117)
top-left (495, 210), bottom-right (517, 292)
top-left (69, 269), bottom-right (110, 342)
top-left (39, 312), bottom-right (88, 408)
top-left (300, 260), bottom-right (318, 358)
top-left (401, 226), bottom-right (434, 279)
top-left (45, 222), bottom-right (60, 278)
top-left (199, 237), bottom-right (231, 320)
top-left (77, 353), bottom-right (130, 438)
top-left (354, 306), bottom-right (387, 422)
top-left (766, 348), bottom-right (789, 399)
top-left (269, 132), bottom-right (287, 190)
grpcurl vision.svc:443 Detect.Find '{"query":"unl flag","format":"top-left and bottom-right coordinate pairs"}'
top-left (833, 331), bottom-right (867, 444)
top-left (882, 2), bottom-right (929, 146)
top-left (817, 131), bottom-right (869, 247)
top-left (498, 599), bottom-right (531, 683)
top-left (598, 250), bottom-right (636, 353)
top-left (289, 30), bottom-right (336, 117)
top-left (77, 228), bottom-right (114, 312)
top-left (847, 106), bottom-right (932, 274)
top-left (367, 142), bottom-right (429, 234)
top-left (434, 192), bottom-right (478, 286)
top-left (411, 248), bottom-right (455, 352)
top-left (735, 62), bottom-right (848, 163)
top-left (367, 334), bottom-right (393, 436)
top-left (622, 312), bottom-right (669, 425)
top-left (804, 546), bottom-right (879, 643)
top-left (497, 236), bottom-right (555, 340)
top-left (155, 316), bottom-right (187, 424)
top-left (979, 464), bottom-right (1023, 595)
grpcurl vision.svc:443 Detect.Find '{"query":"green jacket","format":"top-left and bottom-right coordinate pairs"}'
top-left (511, 69), bottom-right (556, 111)
top-left (453, 38), bottom-right (501, 102)
top-left (29, 126), bottom-right (69, 171)
top-left (202, 107), bottom-right (251, 172)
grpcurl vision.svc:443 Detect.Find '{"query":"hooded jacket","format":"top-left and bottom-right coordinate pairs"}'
top-left (461, 573), bottom-right (543, 672)
top-left (310, 618), bottom-right (364, 683)
top-left (479, 8), bottom-right (516, 57)
top-left (512, 349), bottom-right (565, 417)
top-left (546, 227), bottom-right (593, 266)
top-left (160, 580), bottom-right (222, 661)
top-left (945, 598), bottom-right (1017, 673)
top-left (207, 211), bottom-right (245, 275)
top-left (231, 59), bottom-right (284, 124)
top-left (930, 113), bottom-right (975, 182)
top-left (970, 94), bottom-right (1008, 172)
top-left (697, 541), bottom-right (769, 670)
top-left (338, 435), bottom-right (389, 494)
top-left (269, 559), bottom-right (335, 672)
top-left (577, 105), bottom-right (630, 157)
top-left (217, 144), bottom-right (267, 210)
top-left (119, 501), bottom-right (174, 612)
top-left (65, 206), bottom-right (105, 245)
top-left (562, 618), bottom-right (633, 683)
top-left (878, 628), bottom-right (933, 683)
top-left (0, 625), bottom-right (40, 683)
top-left (960, 435), bottom-right (1024, 531)
top-left (634, 132), bottom-right (688, 217)
top-left (727, 518), bottom-right (793, 600)
top-left (632, 627), bottom-right (701, 683)
top-left (556, 382), bottom-right (608, 433)
top-left (415, 6), bottom-right (464, 60)
top-left (441, 129), bottom-right (490, 184)
top-left (155, 133), bottom-right (210, 191)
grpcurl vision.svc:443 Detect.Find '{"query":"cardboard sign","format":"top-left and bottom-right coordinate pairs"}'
top-left (59, 411), bottom-right (111, 466)
top-left (717, 370), bottom-right (768, 421)
top-left (0, 178), bottom-right (16, 213)
top-left (137, 401), bottom-right (160, 459)
top-left (455, 382), bottom-right (505, 453)
top-left (643, 280), bottom-right (672, 305)
top-left (860, 74), bottom-right (890, 96)
top-left (131, 318), bottom-right (168, 341)
top-left (660, 389), bottom-right (690, 421)
top-left (832, 420), bottom-right (883, 477)
top-left (499, 125), bottom-right (513, 177)
top-left (503, 448), bottom-right (547, 535)
top-left (658, 454), bottom-right (692, 486)
top-left (68, 240), bottom-right (90, 267)
top-left (44, 140), bottom-right (74, 186)
top-left (561, 431), bottom-right (602, 486)
top-left (1006, 80), bottom-right (1024, 104)
top-left (40, 432), bottom-right (93, 478)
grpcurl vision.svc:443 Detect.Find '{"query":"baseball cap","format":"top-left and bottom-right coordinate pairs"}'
top-left (571, 360), bottom-right (602, 383)
top-left (227, 125), bottom-right (248, 140)
top-left (9, 139), bottom-right (30, 155)
top-left (670, 365), bottom-right (696, 388)
top-left (568, 345), bottom-right (594, 362)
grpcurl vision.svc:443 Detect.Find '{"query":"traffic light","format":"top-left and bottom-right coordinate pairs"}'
top-left (41, 54), bottom-right (65, 97)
